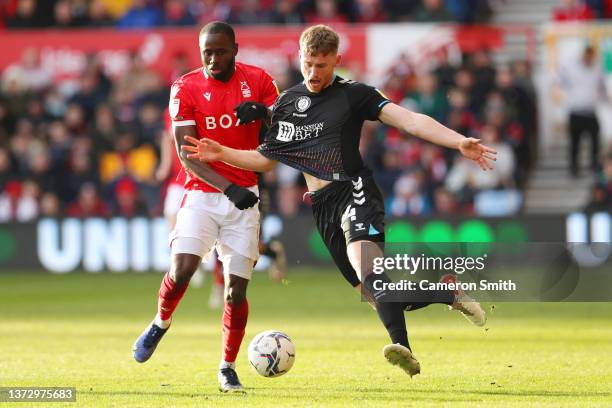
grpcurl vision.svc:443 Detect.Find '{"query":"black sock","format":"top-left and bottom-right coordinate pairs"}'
top-left (405, 290), bottom-right (455, 311)
top-left (363, 273), bottom-right (411, 351)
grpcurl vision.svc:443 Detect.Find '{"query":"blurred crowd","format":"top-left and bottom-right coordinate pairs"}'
top-left (0, 40), bottom-right (537, 221)
top-left (362, 50), bottom-right (535, 218)
top-left (0, 0), bottom-right (497, 29)
top-left (552, 0), bottom-right (612, 20)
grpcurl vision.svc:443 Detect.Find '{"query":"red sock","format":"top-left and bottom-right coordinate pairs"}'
top-left (213, 259), bottom-right (224, 286)
top-left (222, 299), bottom-right (249, 363)
top-left (158, 272), bottom-right (189, 321)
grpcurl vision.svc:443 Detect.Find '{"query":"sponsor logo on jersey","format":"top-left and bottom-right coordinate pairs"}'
top-left (203, 92), bottom-right (211, 101)
top-left (240, 81), bottom-right (252, 98)
top-left (276, 121), bottom-right (324, 142)
top-left (276, 121), bottom-right (295, 142)
top-left (205, 113), bottom-right (240, 130)
top-left (294, 96), bottom-right (311, 113)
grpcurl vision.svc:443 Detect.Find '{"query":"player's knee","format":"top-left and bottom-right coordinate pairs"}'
top-left (171, 254), bottom-right (201, 287)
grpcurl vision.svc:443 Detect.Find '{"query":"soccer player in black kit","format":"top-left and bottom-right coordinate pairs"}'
top-left (182, 25), bottom-right (497, 377)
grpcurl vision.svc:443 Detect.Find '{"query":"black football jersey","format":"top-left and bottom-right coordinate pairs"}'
top-left (257, 76), bottom-right (390, 181)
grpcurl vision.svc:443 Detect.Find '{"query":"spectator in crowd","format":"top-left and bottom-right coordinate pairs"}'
top-left (87, 0), bottom-right (115, 26)
top-left (6, 0), bottom-right (44, 28)
top-left (0, 147), bottom-right (18, 192)
top-left (388, 169), bottom-right (431, 217)
top-left (111, 177), bottom-right (148, 217)
top-left (305, 0), bottom-right (351, 23)
top-left (54, 0), bottom-right (87, 27)
top-left (270, 0), bottom-right (304, 24)
top-left (552, 0), bottom-right (594, 20)
top-left (2, 48), bottom-right (51, 94)
top-left (66, 182), bottom-right (110, 217)
top-left (116, 0), bottom-right (164, 29)
top-left (583, 183), bottom-right (610, 213)
top-left (445, 125), bottom-right (519, 215)
top-left (401, 71), bottom-right (448, 123)
top-left (230, 0), bottom-right (272, 24)
top-left (354, 0), bottom-right (388, 23)
top-left (414, 0), bottom-right (453, 22)
top-left (40, 192), bottom-right (62, 217)
top-left (384, 0), bottom-right (419, 21)
top-left (558, 44), bottom-right (606, 176)
top-left (195, 0), bottom-right (231, 24)
top-left (163, 0), bottom-right (197, 26)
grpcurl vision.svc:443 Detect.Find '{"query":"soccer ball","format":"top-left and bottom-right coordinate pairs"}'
top-left (247, 330), bottom-right (295, 377)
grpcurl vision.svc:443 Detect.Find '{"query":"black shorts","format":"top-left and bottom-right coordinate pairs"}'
top-left (311, 173), bottom-right (385, 287)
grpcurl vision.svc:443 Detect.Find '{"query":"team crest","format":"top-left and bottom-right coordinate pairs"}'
top-left (240, 81), bottom-right (252, 98)
top-left (294, 96), bottom-right (311, 113)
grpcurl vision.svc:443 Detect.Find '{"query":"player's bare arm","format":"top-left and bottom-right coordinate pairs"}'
top-left (182, 135), bottom-right (278, 172)
top-left (173, 124), bottom-right (232, 191)
top-left (378, 103), bottom-right (498, 171)
top-left (155, 128), bottom-right (174, 182)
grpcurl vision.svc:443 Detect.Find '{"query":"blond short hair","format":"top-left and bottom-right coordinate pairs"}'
top-left (299, 25), bottom-right (339, 56)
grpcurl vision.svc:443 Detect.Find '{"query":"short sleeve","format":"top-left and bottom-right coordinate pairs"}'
top-left (346, 82), bottom-right (390, 121)
top-left (169, 79), bottom-right (196, 126)
top-left (259, 70), bottom-right (280, 109)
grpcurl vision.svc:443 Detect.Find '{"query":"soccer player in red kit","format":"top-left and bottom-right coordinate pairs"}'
top-left (133, 21), bottom-right (279, 393)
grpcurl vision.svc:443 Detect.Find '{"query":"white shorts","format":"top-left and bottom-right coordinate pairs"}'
top-left (163, 183), bottom-right (185, 218)
top-left (170, 187), bottom-right (260, 279)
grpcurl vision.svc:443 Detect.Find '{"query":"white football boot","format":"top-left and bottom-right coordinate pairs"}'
top-left (383, 344), bottom-right (421, 377)
top-left (440, 274), bottom-right (486, 327)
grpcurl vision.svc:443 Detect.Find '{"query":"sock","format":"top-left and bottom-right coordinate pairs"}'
top-left (222, 298), bottom-right (249, 363)
top-left (363, 273), bottom-right (411, 350)
top-left (219, 361), bottom-right (236, 370)
top-left (157, 271), bottom-right (189, 321)
top-left (213, 260), bottom-right (225, 286)
top-left (154, 314), bottom-right (171, 329)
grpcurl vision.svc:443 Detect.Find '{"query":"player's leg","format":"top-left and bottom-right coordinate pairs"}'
top-left (133, 245), bottom-right (204, 363)
top-left (215, 247), bottom-right (254, 393)
top-left (345, 239), bottom-right (421, 377)
top-left (218, 261), bottom-right (250, 392)
top-left (216, 193), bottom-right (260, 392)
top-left (164, 183), bottom-right (205, 288)
top-left (133, 197), bottom-right (218, 362)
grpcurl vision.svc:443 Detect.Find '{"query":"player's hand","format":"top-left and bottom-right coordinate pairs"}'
top-left (182, 136), bottom-right (222, 162)
top-left (234, 102), bottom-right (267, 125)
top-left (458, 138), bottom-right (497, 171)
top-left (224, 184), bottom-right (259, 210)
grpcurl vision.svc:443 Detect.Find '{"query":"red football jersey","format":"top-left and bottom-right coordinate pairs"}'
top-left (169, 62), bottom-right (279, 192)
top-left (163, 109), bottom-right (185, 186)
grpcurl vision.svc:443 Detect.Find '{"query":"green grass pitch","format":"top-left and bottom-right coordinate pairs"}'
top-left (1, 269), bottom-right (611, 407)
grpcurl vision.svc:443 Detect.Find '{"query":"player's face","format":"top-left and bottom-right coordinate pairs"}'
top-left (200, 32), bottom-right (238, 82)
top-left (300, 51), bottom-right (341, 93)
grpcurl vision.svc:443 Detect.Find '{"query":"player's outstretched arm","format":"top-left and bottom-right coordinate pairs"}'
top-left (182, 135), bottom-right (278, 173)
top-left (378, 103), bottom-right (497, 171)
top-left (174, 125), bottom-right (258, 210)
